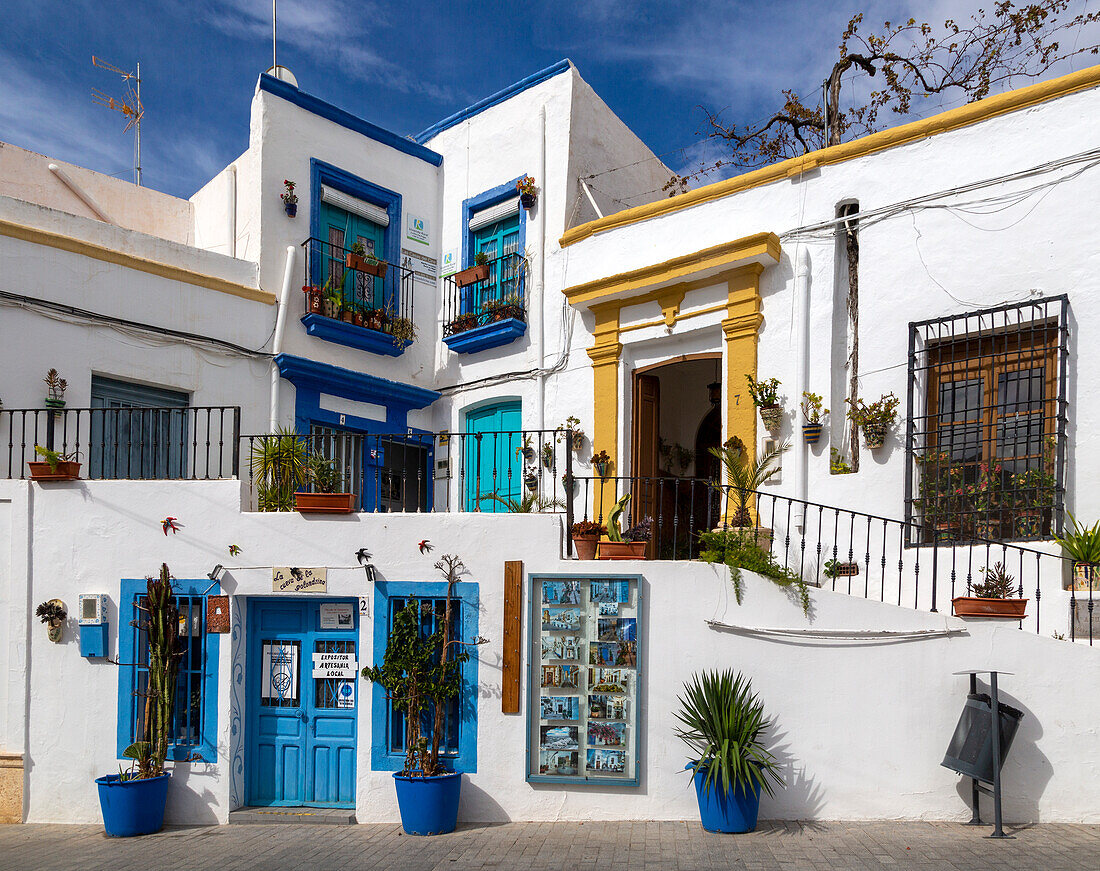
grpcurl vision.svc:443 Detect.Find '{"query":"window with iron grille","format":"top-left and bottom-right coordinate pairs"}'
top-left (905, 296), bottom-right (1068, 545)
top-left (369, 580), bottom-right (479, 772)
top-left (116, 579), bottom-right (219, 762)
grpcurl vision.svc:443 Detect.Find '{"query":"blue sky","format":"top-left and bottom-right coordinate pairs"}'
top-left (2, 1), bottom-right (1097, 201)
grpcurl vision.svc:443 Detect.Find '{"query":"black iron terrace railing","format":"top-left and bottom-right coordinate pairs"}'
top-left (1, 406), bottom-right (240, 480)
top-left (301, 237), bottom-right (414, 331)
top-left (441, 251), bottom-right (526, 338)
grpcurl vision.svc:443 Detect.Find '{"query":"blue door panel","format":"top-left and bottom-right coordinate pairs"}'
top-left (464, 401), bottom-right (522, 511)
top-left (247, 599), bottom-right (358, 809)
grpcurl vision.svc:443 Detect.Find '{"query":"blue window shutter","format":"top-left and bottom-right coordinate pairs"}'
top-left (370, 580), bottom-right (479, 773)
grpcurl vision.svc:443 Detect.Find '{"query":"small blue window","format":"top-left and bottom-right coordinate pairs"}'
top-left (116, 578), bottom-right (220, 762)
top-left (371, 580), bottom-right (479, 772)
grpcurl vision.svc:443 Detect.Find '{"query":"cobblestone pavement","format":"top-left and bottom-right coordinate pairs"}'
top-left (1, 820), bottom-right (1099, 871)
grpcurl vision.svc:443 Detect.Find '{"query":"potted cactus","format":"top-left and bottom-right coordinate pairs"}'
top-left (95, 564), bottom-right (180, 836)
top-left (598, 496), bottom-right (649, 559)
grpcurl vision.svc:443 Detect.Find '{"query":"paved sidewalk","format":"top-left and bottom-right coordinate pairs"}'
top-left (1, 820), bottom-right (1099, 871)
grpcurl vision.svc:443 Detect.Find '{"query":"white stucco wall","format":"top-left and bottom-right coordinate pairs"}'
top-left (0, 141), bottom-right (193, 244)
top-left (4, 478), bottom-right (1100, 827)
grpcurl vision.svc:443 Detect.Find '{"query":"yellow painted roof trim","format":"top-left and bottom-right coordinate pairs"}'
top-left (561, 63), bottom-right (1100, 248)
top-left (564, 232), bottom-right (780, 307)
top-left (0, 219), bottom-right (274, 305)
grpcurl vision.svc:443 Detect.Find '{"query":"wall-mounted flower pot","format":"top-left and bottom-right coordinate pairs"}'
top-left (28, 461), bottom-right (81, 481)
top-left (951, 597), bottom-right (1028, 619)
top-left (294, 492), bottom-right (356, 514)
top-left (759, 405), bottom-right (782, 431)
top-left (305, 291), bottom-right (323, 314)
top-left (598, 540), bottom-right (646, 560)
top-left (454, 263), bottom-right (490, 288)
top-left (524, 474), bottom-right (539, 491)
top-left (802, 423), bottom-right (822, 444)
top-left (283, 202), bottom-right (297, 218)
top-left (44, 398), bottom-right (65, 409)
top-left (96, 772), bottom-right (171, 837)
top-left (861, 422), bottom-right (886, 449)
top-left (973, 519), bottom-right (1000, 542)
top-left (594, 461), bottom-right (609, 479)
top-left (571, 433), bottom-right (584, 452)
top-left (520, 192), bottom-right (537, 210)
top-left (830, 562), bottom-right (860, 578)
top-left (573, 534), bottom-right (598, 560)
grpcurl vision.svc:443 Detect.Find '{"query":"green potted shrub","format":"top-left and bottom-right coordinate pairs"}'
top-left (708, 438), bottom-right (790, 551)
top-left (362, 555), bottom-right (484, 835)
top-left (295, 453), bottom-right (355, 513)
top-left (345, 240), bottom-right (369, 272)
top-left (951, 562), bottom-right (1027, 618)
top-left (1053, 513), bottom-right (1100, 592)
top-left (847, 392), bottom-right (899, 449)
top-left (823, 558), bottom-right (859, 580)
top-left (95, 564), bottom-right (181, 836)
top-left (570, 520), bottom-right (605, 560)
top-left (675, 669), bottom-right (783, 833)
top-left (746, 375), bottom-right (782, 431)
top-left (698, 531), bottom-right (810, 615)
top-left (799, 392), bottom-right (828, 444)
top-left (454, 251), bottom-right (491, 288)
top-left (43, 368), bottom-right (67, 409)
top-left (29, 445), bottom-right (81, 481)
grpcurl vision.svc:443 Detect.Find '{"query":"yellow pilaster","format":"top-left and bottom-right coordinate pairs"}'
top-left (588, 304), bottom-right (623, 517)
top-left (721, 264), bottom-right (765, 470)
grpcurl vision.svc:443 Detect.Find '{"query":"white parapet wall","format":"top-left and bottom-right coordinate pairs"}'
top-left (1, 478), bottom-right (1098, 826)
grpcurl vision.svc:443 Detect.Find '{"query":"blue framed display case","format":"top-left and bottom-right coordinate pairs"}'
top-left (526, 573), bottom-right (642, 786)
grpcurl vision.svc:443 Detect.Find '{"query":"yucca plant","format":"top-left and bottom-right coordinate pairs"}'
top-left (675, 669), bottom-right (783, 800)
top-left (250, 427), bottom-right (310, 511)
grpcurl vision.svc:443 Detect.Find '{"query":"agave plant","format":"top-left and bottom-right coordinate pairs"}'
top-left (674, 669), bottom-right (783, 800)
top-left (250, 427), bottom-right (310, 511)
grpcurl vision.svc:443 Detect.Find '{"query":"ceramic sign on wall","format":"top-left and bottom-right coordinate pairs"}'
top-left (272, 567), bottom-right (327, 593)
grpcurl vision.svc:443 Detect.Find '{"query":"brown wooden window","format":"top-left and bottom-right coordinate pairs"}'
top-left (905, 297), bottom-right (1067, 544)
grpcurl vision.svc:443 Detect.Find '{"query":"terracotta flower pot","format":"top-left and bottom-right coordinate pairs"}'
top-left (454, 263), bottom-right (490, 288)
top-left (951, 597), bottom-right (1028, 619)
top-left (573, 534), bottom-right (598, 560)
top-left (352, 311), bottom-right (365, 327)
top-left (28, 461), bottom-right (81, 481)
top-left (759, 405), bottom-right (782, 431)
top-left (340, 310), bottom-right (355, 324)
top-left (294, 492), bottom-right (356, 514)
top-left (597, 540), bottom-right (646, 560)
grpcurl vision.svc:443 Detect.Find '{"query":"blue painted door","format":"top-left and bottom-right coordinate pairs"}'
top-left (318, 202), bottom-right (387, 312)
top-left (464, 401), bottom-right (521, 511)
top-left (247, 599), bottom-right (358, 808)
top-left (465, 215), bottom-right (520, 316)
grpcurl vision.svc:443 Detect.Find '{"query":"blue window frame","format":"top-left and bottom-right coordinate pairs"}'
top-left (462, 176), bottom-right (527, 271)
top-left (370, 580), bottom-right (479, 772)
top-left (116, 578), bottom-right (220, 762)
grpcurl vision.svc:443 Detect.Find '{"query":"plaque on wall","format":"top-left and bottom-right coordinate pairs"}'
top-left (526, 574), bottom-right (642, 786)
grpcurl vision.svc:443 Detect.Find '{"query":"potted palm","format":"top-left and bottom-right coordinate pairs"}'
top-left (708, 439), bottom-right (790, 551)
top-left (96, 564), bottom-right (180, 836)
top-left (570, 520), bottom-right (605, 560)
top-left (454, 251), bottom-right (491, 288)
top-left (295, 453), bottom-right (355, 513)
top-left (951, 562), bottom-right (1027, 618)
top-left (676, 669), bottom-right (783, 833)
top-left (799, 392), bottom-right (828, 444)
top-left (250, 428), bottom-right (311, 512)
top-left (847, 392), bottom-right (899, 450)
top-left (29, 445), bottom-right (81, 481)
top-left (1053, 513), bottom-right (1100, 592)
top-left (362, 554), bottom-right (485, 835)
top-left (746, 375), bottom-right (782, 432)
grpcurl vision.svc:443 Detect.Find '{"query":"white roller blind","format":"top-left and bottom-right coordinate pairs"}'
top-left (320, 185), bottom-right (390, 227)
top-left (468, 197), bottom-right (519, 232)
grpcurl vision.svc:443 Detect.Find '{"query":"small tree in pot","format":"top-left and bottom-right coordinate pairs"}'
top-left (96, 564), bottom-right (182, 836)
top-left (362, 554), bottom-right (486, 835)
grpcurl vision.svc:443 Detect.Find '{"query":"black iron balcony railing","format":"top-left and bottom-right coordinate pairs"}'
top-left (570, 473), bottom-right (1085, 641)
top-left (1, 406), bottom-right (240, 480)
top-left (442, 251), bottom-right (526, 338)
top-left (301, 237), bottom-right (414, 332)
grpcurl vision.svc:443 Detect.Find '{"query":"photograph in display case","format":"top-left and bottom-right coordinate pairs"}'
top-left (528, 574), bottom-right (642, 786)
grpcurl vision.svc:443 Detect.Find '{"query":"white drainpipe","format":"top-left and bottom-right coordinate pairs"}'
top-left (794, 246), bottom-right (812, 529)
top-left (535, 104), bottom-right (548, 433)
top-left (270, 245), bottom-right (297, 431)
top-left (226, 164), bottom-right (237, 258)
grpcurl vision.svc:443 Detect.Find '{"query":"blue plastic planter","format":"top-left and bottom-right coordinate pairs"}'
top-left (393, 771), bottom-right (461, 835)
top-left (95, 773), bottom-right (171, 837)
top-left (688, 765), bottom-right (762, 833)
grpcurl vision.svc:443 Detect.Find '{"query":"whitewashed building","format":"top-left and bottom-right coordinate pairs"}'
top-left (2, 60), bottom-right (1100, 829)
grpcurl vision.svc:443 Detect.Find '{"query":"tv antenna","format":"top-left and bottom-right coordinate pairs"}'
top-left (92, 55), bottom-right (143, 186)
top-left (264, 2), bottom-right (298, 86)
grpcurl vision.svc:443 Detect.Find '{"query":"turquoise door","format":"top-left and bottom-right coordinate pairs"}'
top-left (464, 401), bottom-right (521, 511)
top-left (319, 202), bottom-right (387, 312)
top-left (247, 599), bottom-right (358, 808)
top-left (466, 215), bottom-right (520, 316)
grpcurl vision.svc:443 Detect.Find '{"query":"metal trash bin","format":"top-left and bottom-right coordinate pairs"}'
top-left (942, 693), bottom-right (1024, 783)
